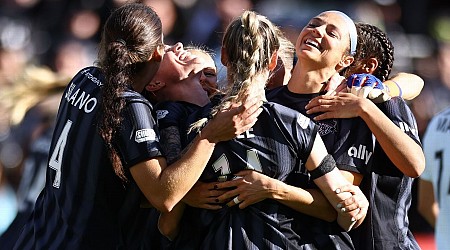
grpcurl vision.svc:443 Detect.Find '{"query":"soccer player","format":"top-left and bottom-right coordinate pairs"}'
top-left (9, 3), bottom-right (261, 249)
top-left (160, 10), bottom-right (366, 249)
top-left (418, 107), bottom-right (450, 250)
top-left (186, 45), bottom-right (220, 97)
top-left (305, 22), bottom-right (424, 249)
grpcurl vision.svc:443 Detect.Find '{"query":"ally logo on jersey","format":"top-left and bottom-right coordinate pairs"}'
top-left (348, 144), bottom-right (373, 165)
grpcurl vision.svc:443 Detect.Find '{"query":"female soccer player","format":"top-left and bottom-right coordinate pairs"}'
top-left (305, 22), bottom-right (424, 250)
top-left (160, 10), bottom-right (366, 249)
top-left (10, 3), bottom-right (261, 249)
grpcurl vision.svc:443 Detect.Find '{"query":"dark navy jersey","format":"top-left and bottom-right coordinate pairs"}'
top-left (172, 102), bottom-right (354, 250)
top-left (155, 101), bottom-right (204, 149)
top-left (13, 66), bottom-right (162, 250)
top-left (267, 86), bottom-right (374, 175)
top-left (349, 97), bottom-right (421, 250)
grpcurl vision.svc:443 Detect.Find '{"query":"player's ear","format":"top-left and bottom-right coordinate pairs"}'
top-left (145, 81), bottom-right (165, 92)
top-left (365, 58), bottom-right (378, 74)
top-left (269, 51), bottom-right (278, 71)
top-left (337, 55), bottom-right (354, 71)
top-left (150, 46), bottom-right (164, 62)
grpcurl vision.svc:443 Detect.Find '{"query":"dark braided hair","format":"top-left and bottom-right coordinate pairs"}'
top-left (343, 22), bottom-right (394, 82)
top-left (96, 3), bottom-right (163, 181)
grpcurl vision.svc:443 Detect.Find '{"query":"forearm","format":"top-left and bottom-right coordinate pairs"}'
top-left (159, 202), bottom-right (186, 240)
top-left (271, 180), bottom-right (337, 222)
top-left (385, 73), bottom-right (424, 100)
top-left (358, 100), bottom-right (425, 177)
top-left (159, 134), bottom-right (216, 211)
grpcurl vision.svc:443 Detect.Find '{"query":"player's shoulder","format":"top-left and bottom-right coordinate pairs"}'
top-left (265, 101), bottom-right (312, 127)
top-left (432, 106), bottom-right (450, 120)
top-left (427, 106), bottom-right (450, 131)
top-left (121, 88), bottom-right (153, 113)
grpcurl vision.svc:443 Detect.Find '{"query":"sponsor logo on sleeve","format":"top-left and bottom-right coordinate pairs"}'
top-left (347, 144), bottom-right (373, 165)
top-left (135, 129), bottom-right (158, 143)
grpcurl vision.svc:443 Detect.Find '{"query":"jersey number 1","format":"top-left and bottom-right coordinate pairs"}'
top-left (48, 120), bottom-right (72, 188)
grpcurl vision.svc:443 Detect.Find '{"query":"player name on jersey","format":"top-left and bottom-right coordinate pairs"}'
top-left (436, 117), bottom-right (450, 133)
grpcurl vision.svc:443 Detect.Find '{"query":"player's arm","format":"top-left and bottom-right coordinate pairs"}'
top-left (158, 202), bottom-right (185, 240)
top-left (305, 93), bottom-right (425, 177)
top-left (305, 135), bottom-right (368, 231)
top-left (131, 98), bottom-right (262, 213)
top-left (384, 72), bottom-right (424, 100)
top-left (215, 170), bottom-right (338, 222)
top-left (417, 178), bottom-right (438, 228)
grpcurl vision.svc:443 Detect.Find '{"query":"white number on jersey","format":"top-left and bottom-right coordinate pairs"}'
top-left (435, 150), bottom-right (450, 204)
top-left (48, 120), bottom-right (72, 188)
top-left (212, 148), bottom-right (263, 178)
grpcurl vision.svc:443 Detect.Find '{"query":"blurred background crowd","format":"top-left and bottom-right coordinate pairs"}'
top-left (1, 0), bottom-right (449, 248)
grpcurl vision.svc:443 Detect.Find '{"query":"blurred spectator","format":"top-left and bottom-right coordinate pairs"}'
top-left (0, 163), bottom-right (17, 236)
top-left (143, 0), bottom-right (188, 45)
top-left (0, 66), bottom-right (67, 245)
top-left (410, 41), bottom-right (450, 136)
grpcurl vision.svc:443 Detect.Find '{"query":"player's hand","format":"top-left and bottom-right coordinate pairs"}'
top-left (214, 170), bottom-right (275, 209)
top-left (335, 184), bottom-right (368, 225)
top-left (182, 181), bottom-right (226, 210)
top-left (347, 73), bottom-right (391, 103)
top-left (324, 73), bottom-right (347, 96)
top-left (201, 96), bottom-right (263, 143)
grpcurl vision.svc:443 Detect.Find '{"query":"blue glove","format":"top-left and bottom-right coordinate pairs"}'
top-left (346, 73), bottom-right (391, 103)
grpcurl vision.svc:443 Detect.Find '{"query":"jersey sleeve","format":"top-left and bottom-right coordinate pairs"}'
top-left (376, 97), bottom-right (422, 146)
top-left (116, 100), bottom-right (163, 169)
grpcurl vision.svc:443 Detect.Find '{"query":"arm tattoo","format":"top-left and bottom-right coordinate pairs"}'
top-left (160, 126), bottom-right (182, 165)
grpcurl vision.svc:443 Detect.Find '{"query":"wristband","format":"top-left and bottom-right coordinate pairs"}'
top-left (309, 154), bottom-right (336, 180)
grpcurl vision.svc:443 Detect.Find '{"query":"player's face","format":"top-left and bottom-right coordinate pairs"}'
top-left (189, 49), bottom-right (218, 95)
top-left (295, 11), bottom-right (351, 69)
top-left (152, 42), bottom-right (204, 84)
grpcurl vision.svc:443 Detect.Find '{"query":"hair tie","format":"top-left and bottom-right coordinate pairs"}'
top-left (327, 11), bottom-right (357, 56)
top-left (116, 39), bottom-right (127, 46)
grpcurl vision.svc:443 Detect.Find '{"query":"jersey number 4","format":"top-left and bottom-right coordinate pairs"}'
top-left (48, 120), bottom-right (73, 188)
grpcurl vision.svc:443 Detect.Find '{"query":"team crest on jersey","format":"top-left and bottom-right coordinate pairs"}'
top-left (135, 129), bottom-right (157, 143)
top-left (156, 110), bottom-right (169, 120)
top-left (317, 120), bottom-right (338, 136)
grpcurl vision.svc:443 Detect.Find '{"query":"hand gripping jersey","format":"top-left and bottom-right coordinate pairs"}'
top-left (349, 97), bottom-right (421, 250)
top-left (171, 102), bottom-right (355, 250)
top-left (422, 107), bottom-right (450, 250)
top-left (267, 86), bottom-right (374, 175)
top-left (12, 67), bottom-right (162, 249)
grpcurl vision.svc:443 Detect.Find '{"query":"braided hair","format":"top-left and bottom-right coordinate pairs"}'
top-left (96, 3), bottom-right (163, 181)
top-left (190, 10), bottom-right (280, 131)
top-left (343, 22), bottom-right (394, 82)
